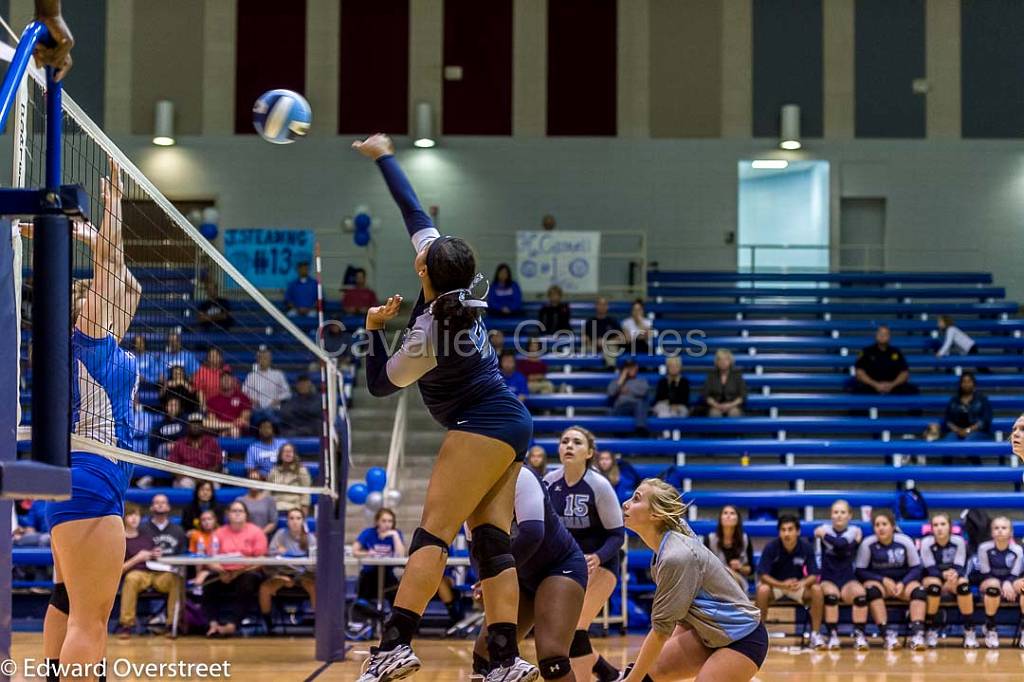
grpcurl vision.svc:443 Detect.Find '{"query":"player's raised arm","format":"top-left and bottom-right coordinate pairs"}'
top-left (352, 133), bottom-right (439, 252)
top-left (33, 0), bottom-right (74, 80)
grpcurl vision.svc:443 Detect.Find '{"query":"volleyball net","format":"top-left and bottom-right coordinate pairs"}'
top-left (3, 22), bottom-right (344, 502)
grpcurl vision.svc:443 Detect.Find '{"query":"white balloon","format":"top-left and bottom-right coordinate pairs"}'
top-left (187, 209), bottom-right (202, 225)
top-left (202, 207), bottom-right (220, 225)
top-left (362, 507), bottom-right (376, 522)
top-left (365, 491), bottom-right (383, 512)
top-left (385, 489), bottom-right (402, 507)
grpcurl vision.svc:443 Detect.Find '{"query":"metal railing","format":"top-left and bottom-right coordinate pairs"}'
top-left (383, 391), bottom-right (409, 501)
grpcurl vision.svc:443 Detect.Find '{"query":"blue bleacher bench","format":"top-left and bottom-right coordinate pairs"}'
top-left (682, 490), bottom-right (1024, 508)
top-left (646, 271), bottom-right (993, 285)
top-left (659, 464), bottom-right (1023, 485)
top-left (525, 393), bottom-right (1024, 412)
top-left (545, 372), bottom-right (1024, 392)
top-left (650, 286), bottom-right (1005, 301)
top-left (529, 353), bottom-right (1024, 371)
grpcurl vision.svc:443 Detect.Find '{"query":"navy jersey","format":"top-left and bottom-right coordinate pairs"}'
top-left (977, 541), bottom-right (1024, 581)
top-left (919, 535), bottom-right (968, 578)
top-left (544, 468), bottom-right (625, 566)
top-left (756, 538), bottom-right (819, 581)
top-left (855, 533), bottom-right (922, 583)
top-left (819, 525), bottom-right (860, 584)
top-left (512, 468), bottom-right (580, 583)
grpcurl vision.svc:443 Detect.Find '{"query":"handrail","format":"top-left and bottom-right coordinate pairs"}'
top-left (0, 21), bottom-right (47, 131)
top-left (383, 391), bottom-right (408, 500)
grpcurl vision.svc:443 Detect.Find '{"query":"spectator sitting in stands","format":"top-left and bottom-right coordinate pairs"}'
top-left (517, 338), bottom-right (554, 394)
top-left (181, 480), bottom-right (225, 535)
top-left (236, 487), bottom-right (280, 537)
top-left (202, 501), bottom-right (268, 638)
top-left (13, 499), bottom-right (50, 547)
top-left (594, 449), bottom-right (620, 488)
top-left (488, 329), bottom-right (505, 355)
top-left (196, 278), bottom-right (235, 331)
top-left (342, 267), bottom-right (379, 315)
top-left (243, 348), bottom-right (292, 422)
top-left (486, 263), bottom-right (522, 317)
top-left (538, 285), bottom-right (571, 334)
top-left (499, 350), bottom-right (529, 401)
top-left (144, 493), bottom-right (189, 557)
top-left (353, 508), bottom-right (406, 605)
top-left (583, 296), bottom-right (622, 355)
top-left (246, 419), bottom-right (288, 479)
top-left (524, 445), bottom-right (547, 478)
top-left (189, 509), bottom-right (219, 558)
top-left (193, 347), bottom-right (232, 402)
top-left (942, 372), bottom-right (991, 465)
top-left (285, 261), bottom-right (318, 317)
top-left (607, 359), bottom-right (650, 434)
top-left (852, 325), bottom-right (917, 396)
top-left (161, 331), bottom-right (199, 380)
top-left (936, 315), bottom-right (977, 357)
top-left (702, 349), bottom-right (747, 417)
top-left (653, 356), bottom-right (690, 417)
top-left (267, 443), bottom-right (312, 514)
top-left (279, 374), bottom-right (322, 437)
top-left (260, 507), bottom-right (317, 633)
top-left (115, 503), bottom-right (182, 640)
top-left (206, 372), bottom-right (253, 438)
top-left (169, 413), bottom-right (223, 488)
top-left (149, 396), bottom-right (186, 460)
top-left (621, 299), bottom-right (654, 354)
top-left (706, 505), bottom-right (754, 592)
top-left (756, 515), bottom-right (825, 649)
top-left (132, 335), bottom-right (162, 387)
top-left (160, 365), bottom-right (201, 416)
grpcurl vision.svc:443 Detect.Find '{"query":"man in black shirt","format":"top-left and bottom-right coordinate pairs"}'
top-left (582, 296), bottom-right (622, 354)
top-left (852, 325), bottom-right (917, 395)
top-left (143, 494), bottom-right (188, 556)
top-left (196, 279), bottom-right (235, 331)
top-left (279, 374), bottom-right (323, 436)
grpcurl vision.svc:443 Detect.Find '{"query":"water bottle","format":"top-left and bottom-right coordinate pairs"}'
top-left (197, 537), bottom-right (206, 555)
top-left (212, 536), bottom-right (221, 555)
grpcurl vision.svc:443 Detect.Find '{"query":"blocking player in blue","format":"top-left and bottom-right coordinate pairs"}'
top-left (976, 516), bottom-right (1024, 649)
top-left (473, 467), bottom-right (588, 681)
top-left (353, 134), bottom-right (536, 682)
top-left (919, 512), bottom-right (976, 648)
top-left (544, 427), bottom-right (625, 682)
top-left (855, 510), bottom-right (926, 650)
top-left (814, 500), bottom-right (868, 650)
top-left (42, 160), bottom-right (141, 679)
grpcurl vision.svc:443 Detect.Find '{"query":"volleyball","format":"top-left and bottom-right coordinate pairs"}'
top-left (252, 89), bottom-right (311, 144)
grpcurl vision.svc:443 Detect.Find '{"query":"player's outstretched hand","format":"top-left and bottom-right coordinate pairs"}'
top-left (366, 294), bottom-right (403, 330)
top-left (352, 133), bottom-right (395, 161)
top-left (33, 8), bottom-right (74, 81)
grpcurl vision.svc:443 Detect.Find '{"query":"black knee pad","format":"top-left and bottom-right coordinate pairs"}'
top-left (570, 629), bottom-right (593, 658)
top-left (539, 656), bottom-right (571, 679)
top-left (853, 595), bottom-right (868, 607)
top-left (926, 584), bottom-right (942, 597)
top-left (48, 583), bottom-right (69, 615)
top-left (865, 586), bottom-right (884, 603)
top-left (824, 593), bottom-right (840, 606)
top-left (957, 583), bottom-right (972, 596)
top-left (409, 527), bottom-right (449, 557)
top-left (469, 524), bottom-right (515, 580)
top-left (985, 586), bottom-right (1001, 598)
top-left (911, 587), bottom-right (927, 602)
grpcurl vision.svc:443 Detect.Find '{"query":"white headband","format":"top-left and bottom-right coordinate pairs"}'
top-left (431, 272), bottom-right (490, 311)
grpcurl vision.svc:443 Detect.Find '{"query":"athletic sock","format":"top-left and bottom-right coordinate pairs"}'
top-left (964, 624), bottom-right (976, 634)
top-left (472, 652), bottom-right (491, 676)
top-left (910, 620), bottom-right (925, 634)
top-left (380, 606), bottom-right (421, 651)
top-left (593, 655), bottom-right (620, 682)
top-left (46, 659), bottom-right (59, 682)
top-left (986, 615), bottom-right (997, 630)
top-left (486, 622), bottom-right (519, 667)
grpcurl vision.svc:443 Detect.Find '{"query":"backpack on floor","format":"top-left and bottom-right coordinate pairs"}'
top-left (898, 487), bottom-right (928, 521)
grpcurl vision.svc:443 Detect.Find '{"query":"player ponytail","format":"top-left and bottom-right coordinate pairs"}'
top-left (426, 236), bottom-right (484, 333)
top-left (640, 477), bottom-right (694, 537)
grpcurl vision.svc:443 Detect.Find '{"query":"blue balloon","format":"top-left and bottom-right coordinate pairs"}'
top-left (365, 467), bottom-right (387, 493)
top-left (354, 212), bottom-right (372, 231)
top-left (354, 228), bottom-right (371, 247)
top-left (347, 482), bottom-right (369, 505)
top-left (199, 222), bottom-right (218, 240)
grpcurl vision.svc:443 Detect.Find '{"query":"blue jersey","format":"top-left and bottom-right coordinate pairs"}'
top-left (977, 541), bottom-right (1024, 581)
top-left (819, 525), bottom-right (860, 584)
top-left (544, 468), bottom-right (625, 566)
top-left (919, 535), bottom-right (968, 578)
top-left (512, 468), bottom-right (579, 583)
top-left (855, 533), bottom-right (922, 584)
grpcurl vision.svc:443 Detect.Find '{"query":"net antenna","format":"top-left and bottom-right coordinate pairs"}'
top-left (0, 21), bottom-right (76, 501)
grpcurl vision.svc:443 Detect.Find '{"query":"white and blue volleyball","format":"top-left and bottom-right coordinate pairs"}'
top-left (252, 89), bottom-right (311, 144)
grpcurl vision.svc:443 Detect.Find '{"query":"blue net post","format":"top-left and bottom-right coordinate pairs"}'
top-left (315, 410), bottom-right (349, 662)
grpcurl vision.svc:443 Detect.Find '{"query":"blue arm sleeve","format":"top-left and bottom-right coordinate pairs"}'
top-left (365, 330), bottom-right (402, 397)
top-left (511, 520), bottom-right (545, 566)
top-left (594, 526), bottom-right (626, 566)
top-left (375, 155), bottom-right (436, 240)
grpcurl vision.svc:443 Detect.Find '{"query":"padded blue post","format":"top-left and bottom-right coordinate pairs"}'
top-left (315, 413), bottom-right (349, 662)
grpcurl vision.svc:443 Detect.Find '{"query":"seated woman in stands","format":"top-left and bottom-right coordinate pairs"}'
top-left (935, 315), bottom-right (977, 357)
top-left (353, 507), bottom-right (407, 605)
top-left (705, 505), bottom-right (754, 593)
top-left (815, 500), bottom-right (867, 650)
top-left (259, 507), bottom-right (317, 634)
top-left (201, 501), bottom-right (268, 638)
top-left (942, 372), bottom-right (992, 450)
top-left (702, 349), bottom-right (747, 417)
top-left (486, 263), bottom-right (522, 317)
top-left (855, 510), bottom-right (926, 651)
top-left (919, 512), bottom-right (977, 648)
top-left (976, 516), bottom-right (1024, 650)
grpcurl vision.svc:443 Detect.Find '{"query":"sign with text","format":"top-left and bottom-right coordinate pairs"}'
top-left (223, 228), bottom-right (314, 289)
top-left (516, 231), bottom-right (601, 294)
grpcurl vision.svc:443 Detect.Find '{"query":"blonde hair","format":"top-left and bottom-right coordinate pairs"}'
top-left (714, 348), bottom-right (734, 368)
top-left (831, 499), bottom-right (851, 513)
top-left (640, 478), bottom-right (694, 536)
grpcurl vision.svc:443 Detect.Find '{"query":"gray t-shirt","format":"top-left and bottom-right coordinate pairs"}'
top-left (268, 527), bottom-right (317, 556)
top-left (236, 494), bottom-right (278, 531)
top-left (651, 530), bottom-right (761, 647)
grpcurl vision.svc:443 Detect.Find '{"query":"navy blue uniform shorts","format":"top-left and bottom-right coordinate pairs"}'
top-left (449, 393), bottom-right (533, 459)
top-left (520, 548), bottom-right (589, 597)
top-left (719, 622), bottom-right (769, 669)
